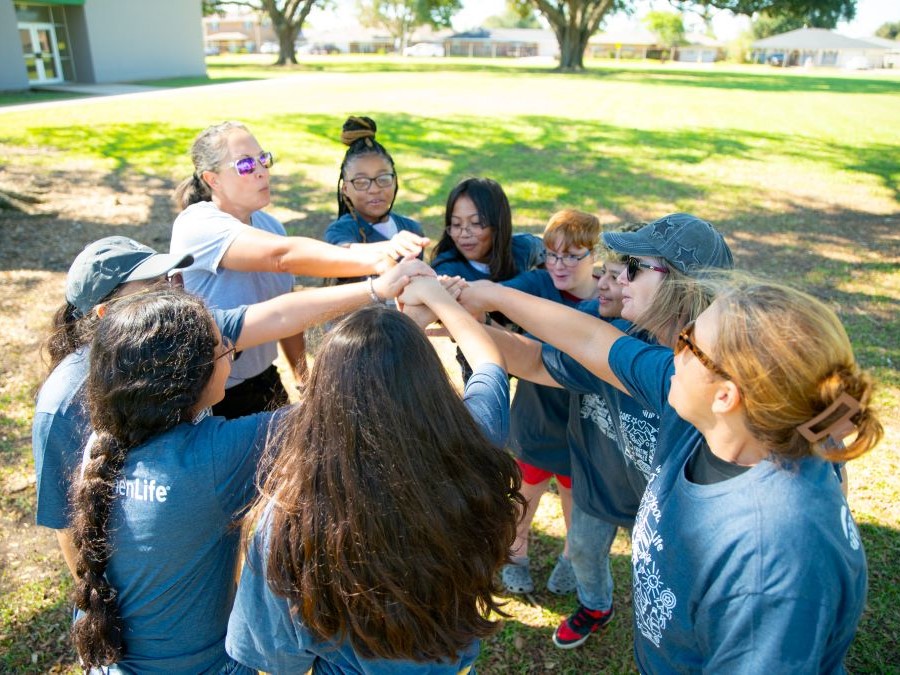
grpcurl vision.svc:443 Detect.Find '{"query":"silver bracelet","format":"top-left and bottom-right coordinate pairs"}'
top-left (368, 276), bottom-right (385, 304)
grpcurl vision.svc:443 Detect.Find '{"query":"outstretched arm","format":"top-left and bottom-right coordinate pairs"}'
top-left (222, 227), bottom-right (397, 278)
top-left (236, 258), bottom-right (434, 351)
top-left (400, 277), bottom-right (503, 373)
top-left (461, 280), bottom-right (628, 392)
top-left (347, 230), bottom-right (431, 261)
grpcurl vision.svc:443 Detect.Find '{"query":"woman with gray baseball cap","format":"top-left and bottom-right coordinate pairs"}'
top-left (34, 236), bottom-right (432, 580)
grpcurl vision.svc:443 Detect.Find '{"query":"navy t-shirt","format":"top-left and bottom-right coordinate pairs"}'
top-left (502, 269), bottom-right (598, 476)
top-left (609, 336), bottom-right (868, 673)
top-left (31, 306), bottom-right (246, 529)
top-left (541, 319), bottom-right (658, 525)
top-left (226, 362), bottom-right (509, 673)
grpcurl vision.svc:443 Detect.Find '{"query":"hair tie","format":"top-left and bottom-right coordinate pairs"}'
top-left (796, 392), bottom-right (861, 449)
top-left (340, 129), bottom-right (376, 147)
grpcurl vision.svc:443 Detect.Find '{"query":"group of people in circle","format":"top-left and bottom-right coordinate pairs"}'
top-left (31, 115), bottom-right (883, 674)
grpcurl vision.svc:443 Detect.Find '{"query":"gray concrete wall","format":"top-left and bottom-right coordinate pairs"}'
top-left (66, 6), bottom-right (95, 84)
top-left (82, 0), bottom-right (206, 83)
top-left (0, 2), bottom-right (29, 91)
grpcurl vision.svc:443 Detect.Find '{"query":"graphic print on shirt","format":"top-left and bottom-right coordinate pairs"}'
top-left (841, 504), bottom-right (861, 551)
top-left (618, 409), bottom-right (658, 480)
top-left (580, 395), bottom-right (659, 480)
top-left (580, 394), bottom-right (617, 441)
top-left (632, 466), bottom-right (676, 648)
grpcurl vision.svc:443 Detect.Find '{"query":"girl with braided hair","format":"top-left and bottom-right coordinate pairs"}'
top-left (324, 115), bottom-right (430, 284)
top-left (70, 289), bottom-right (276, 673)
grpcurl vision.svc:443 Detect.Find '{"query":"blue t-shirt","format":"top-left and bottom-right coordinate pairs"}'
top-left (502, 269), bottom-right (598, 476)
top-left (609, 336), bottom-right (868, 673)
top-left (77, 410), bottom-right (279, 674)
top-left (540, 319), bottom-right (658, 526)
top-left (31, 307), bottom-right (245, 530)
top-left (431, 232), bottom-right (544, 282)
top-left (225, 362), bottom-right (508, 673)
top-left (325, 211), bottom-right (424, 249)
top-left (170, 201), bottom-right (294, 387)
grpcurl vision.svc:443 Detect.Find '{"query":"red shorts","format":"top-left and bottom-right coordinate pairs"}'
top-left (516, 459), bottom-right (572, 489)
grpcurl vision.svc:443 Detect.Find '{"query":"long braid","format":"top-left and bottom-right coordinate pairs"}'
top-left (68, 289), bottom-right (217, 668)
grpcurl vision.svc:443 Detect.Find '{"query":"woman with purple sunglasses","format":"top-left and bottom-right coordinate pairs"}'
top-left (171, 121), bottom-right (414, 419)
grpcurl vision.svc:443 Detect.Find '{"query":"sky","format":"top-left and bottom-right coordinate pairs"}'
top-left (310, 0), bottom-right (900, 40)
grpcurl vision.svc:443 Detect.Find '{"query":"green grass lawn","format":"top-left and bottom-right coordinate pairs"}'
top-left (0, 56), bottom-right (897, 673)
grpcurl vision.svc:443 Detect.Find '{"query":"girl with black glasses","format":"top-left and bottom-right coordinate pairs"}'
top-left (324, 116), bottom-right (430, 284)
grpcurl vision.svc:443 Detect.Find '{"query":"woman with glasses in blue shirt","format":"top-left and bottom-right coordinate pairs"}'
top-left (431, 177), bottom-right (544, 382)
top-left (324, 116), bottom-right (430, 284)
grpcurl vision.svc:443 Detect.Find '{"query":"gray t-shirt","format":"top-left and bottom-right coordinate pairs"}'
top-left (171, 201), bottom-right (294, 387)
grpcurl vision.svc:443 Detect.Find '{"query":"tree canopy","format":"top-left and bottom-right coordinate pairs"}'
top-left (643, 10), bottom-right (686, 61)
top-left (357, 0), bottom-right (462, 51)
top-left (875, 21), bottom-right (900, 40)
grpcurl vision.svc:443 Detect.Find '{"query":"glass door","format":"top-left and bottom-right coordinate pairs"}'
top-left (18, 22), bottom-right (63, 85)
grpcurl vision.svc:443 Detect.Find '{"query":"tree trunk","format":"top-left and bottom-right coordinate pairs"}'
top-left (557, 26), bottom-right (588, 70)
top-left (275, 25), bottom-right (298, 65)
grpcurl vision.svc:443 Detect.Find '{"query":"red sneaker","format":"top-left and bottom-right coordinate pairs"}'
top-left (552, 604), bottom-right (615, 649)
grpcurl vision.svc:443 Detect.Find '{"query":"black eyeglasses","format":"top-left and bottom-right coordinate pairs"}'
top-left (626, 256), bottom-right (669, 282)
top-left (446, 221), bottom-right (489, 235)
top-left (215, 336), bottom-right (236, 363)
top-left (675, 321), bottom-right (731, 380)
top-left (347, 173), bottom-right (395, 191)
top-left (227, 151), bottom-right (274, 176)
top-left (545, 248), bottom-right (591, 268)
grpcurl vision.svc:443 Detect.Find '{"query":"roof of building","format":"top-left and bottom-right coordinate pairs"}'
top-left (751, 27), bottom-right (889, 50)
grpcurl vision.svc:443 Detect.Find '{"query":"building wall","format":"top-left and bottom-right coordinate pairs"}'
top-left (82, 0), bottom-right (205, 83)
top-left (0, 1), bottom-right (29, 91)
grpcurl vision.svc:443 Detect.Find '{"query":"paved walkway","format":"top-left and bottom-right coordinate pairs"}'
top-left (36, 83), bottom-right (161, 96)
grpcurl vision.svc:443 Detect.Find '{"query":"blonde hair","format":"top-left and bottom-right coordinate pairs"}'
top-left (173, 121), bottom-right (249, 211)
top-left (709, 277), bottom-right (882, 463)
top-left (542, 209), bottom-right (600, 251)
top-left (597, 222), bottom-right (644, 263)
top-left (636, 267), bottom-right (714, 347)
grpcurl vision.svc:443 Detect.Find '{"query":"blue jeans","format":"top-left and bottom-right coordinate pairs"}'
top-left (568, 501), bottom-right (618, 612)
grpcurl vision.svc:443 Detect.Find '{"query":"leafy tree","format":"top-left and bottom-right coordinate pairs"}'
top-left (511, 0), bottom-right (627, 71)
top-left (510, 0), bottom-right (856, 72)
top-left (484, 8), bottom-right (542, 29)
top-left (686, 0), bottom-right (856, 26)
top-left (357, 0), bottom-right (462, 52)
top-left (643, 10), bottom-right (685, 62)
top-left (749, 10), bottom-right (805, 39)
top-left (206, 0), bottom-right (328, 65)
top-left (875, 21), bottom-right (900, 40)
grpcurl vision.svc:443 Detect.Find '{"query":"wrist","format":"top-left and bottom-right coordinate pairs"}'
top-left (368, 276), bottom-right (386, 304)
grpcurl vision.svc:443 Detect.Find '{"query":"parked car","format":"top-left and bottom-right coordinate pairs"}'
top-left (844, 56), bottom-right (872, 70)
top-left (259, 41), bottom-right (279, 54)
top-left (768, 53), bottom-right (785, 67)
top-left (403, 42), bottom-right (445, 57)
top-left (297, 42), bottom-right (343, 55)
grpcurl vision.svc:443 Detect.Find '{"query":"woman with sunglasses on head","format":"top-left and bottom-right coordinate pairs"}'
top-left (225, 277), bottom-right (522, 674)
top-left (172, 121), bottom-right (406, 419)
top-left (33, 236), bottom-right (430, 580)
top-left (461, 225), bottom-right (881, 670)
top-left (70, 289), bottom-right (275, 674)
top-left (323, 116), bottom-right (430, 284)
top-left (430, 177), bottom-right (544, 382)
top-left (497, 209), bottom-right (603, 597)
top-left (459, 214), bottom-right (734, 650)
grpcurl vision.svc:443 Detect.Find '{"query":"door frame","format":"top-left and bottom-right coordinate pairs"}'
top-left (19, 21), bottom-right (64, 85)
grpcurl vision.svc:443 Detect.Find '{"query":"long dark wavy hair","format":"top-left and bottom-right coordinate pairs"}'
top-left (336, 115), bottom-right (398, 222)
top-left (254, 305), bottom-right (522, 661)
top-left (431, 177), bottom-right (517, 281)
top-left (69, 290), bottom-right (217, 667)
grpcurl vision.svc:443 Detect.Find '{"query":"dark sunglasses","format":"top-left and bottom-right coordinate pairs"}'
top-left (626, 256), bottom-right (669, 282)
top-left (227, 151), bottom-right (274, 177)
top-left (675, 321), bottom-right (731, 380)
